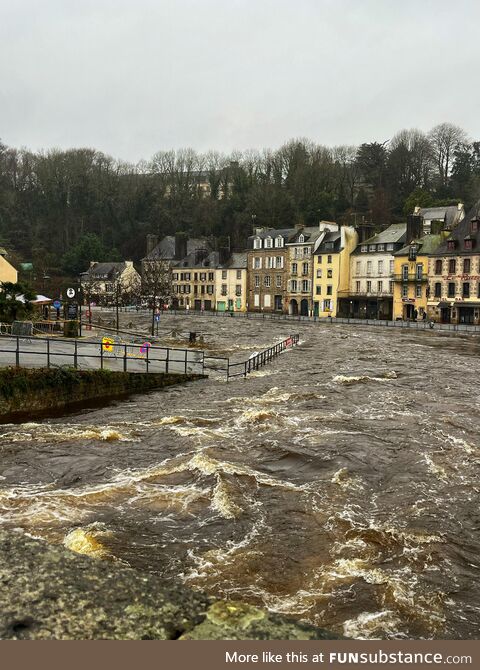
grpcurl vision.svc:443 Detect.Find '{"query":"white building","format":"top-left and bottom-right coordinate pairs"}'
top-left (215, 253), bottom-right (248, 312)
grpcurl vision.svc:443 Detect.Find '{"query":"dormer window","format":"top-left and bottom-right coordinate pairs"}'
top-left (275, 236), bottom-right (284, 248)
top-left (361, 245), bottom-right (368, 253)
top-left (253, 237), bottom-right (262, 249)
top-left (265, 236), bottom-right (273, 248)
top-left (369, 244), bottom-right (376, 252)
top-left (471, 217), bottom-right (479, 233)
top-left (408, 245), bottom-right (418, 261)
top-left (298, 234), bottom-right (305, 243)
top-left (447, 240), bottom-right (456, 251)
top-left (464, 236), bottom-right (474, 250)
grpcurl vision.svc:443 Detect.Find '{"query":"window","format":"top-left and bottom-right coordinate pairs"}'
top-left (416, 264), bottom-right (423, 280)
top-left (265, 256), bottom-right (273, 269)
top-left (291, 280), bottom-right (298, 292)
top-left (327, 269), bottom-right (333, 278)
top-left (377, 281), bottom-right (383, 293)
top-left (264, 295), bottom-right (271, 308)
top-left (434, 282), bottom-right (441, 298)
top-left (356, 281), bottom-right (360, 292)
top-left (194, 272), bottom-right (198, 281)
top-left (369, 244), bottom-right (376, 252)
top-left (435, 259), bottom-right (442, 275)
top-left (236, 270), bottom-right (242, 280)
top-left (298, 234), bottom-right (305, 243)
top-left (472, 218), bottom-right (479, 233)
top-left (356, 261), bottom-right (361, 275)
top-left (172, 273), bottom-right (178, 280)
top-left (302, 280), bottom-right (309, 292)
top-left (402, 285), bottom-right (408, 297)
top-left (235, 285), bottom-right (242, 296)
top-left (208, 272), bottom-right (214, 281)
top-left (447, 240), bottom-right (456, 251)
top-left (275, 274), bottom-right (282, 287)
top-left (302, 262), bottom-right (309, 275)
top-left (303, 247), bottom-right (310, 256)
top-left (221, 284), bottom-right (227, 296)
top-left (254, 257), bottom-right (261, 270)
top-left (254, 275), bottom-right (260, 288)
top-left (292, 262), bottom-right (298, 275)
top-left (324, 299), bottom-right (332, 311)
top-left (448, 282), bottom-right (455, 298)
top-left (464, 238), bottom-right (473, 250)
top-left (463, 282), bottom-right (470, 298)
top-left (254, 294), bottom-right (260, 307)
top-left (201, 285), bottom-right (205, 294)
top-left (327, 255), bottom-right (332, 263)
top-left (389, 281), bottom-right (394, 293)
top-left (367, 260), bottom-right (372, 275)
top-left (222, 270), bottom-right (227, 279)
top-left (275, 256), bottom-right (283, 269)
top-left (386, 243), bottom-right (394, 251)
top-left (402, 264), bottom-right (409, 281)
top-left (378, 260), bottom-right (383, 274)
top-left (207, 285), bottom-right (214, 294)
top-left (389, 260), bottom-right (394, 274)
top-left (448, 259), bottom-right (456, 274)
top-left (265, 237), bottom-right (273, 248)
top-left (409, 245), bottom-right (418, 261)
top-left (361, 245), bottom-right (368, 253)
top-left (200, 272), bottom-right (207, 281)
top-left (253, 237), bottom-right (261, 249)
top-left (275, 236), bottom-right (284, 248)
top-left (317, 255), bottom-right (322, 263)
top-left (367, 281), bottom-right (372, 292)
top-left (464, 258), bottom-right (471, 273)
top-left (316, 269), bottom-right (322, 278)
top-left (326, 285), bottom-right (332, 295)
top-left (316, 286), bottom-right (321, 295)
top-left (416, 285), bottom-right (422, 298)
top-left (264, 275), bottom-right (271, 288)
top-left (377, 244), bottom-right (385, 252)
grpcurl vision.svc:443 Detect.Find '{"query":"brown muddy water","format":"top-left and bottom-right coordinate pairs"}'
top-left (1, 316), bottom-right (480, 639)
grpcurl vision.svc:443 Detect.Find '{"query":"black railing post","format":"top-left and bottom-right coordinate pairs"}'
top-left (47, 338), bottom-right (50, 368)
top-left (185, 349), bottom-right (188, 374)
top-left (100, 343), bottom-right (104, 370)
top-left (146, 345), bottom-right (149, 373)
top-left (16, 336), bottom-right (19, 367)
top-left (165, 348), bottom-right (169, 374)
top-left (74, 340), bottom-right (78, 369)
top-left (124, 344), bottom-right (127, 372)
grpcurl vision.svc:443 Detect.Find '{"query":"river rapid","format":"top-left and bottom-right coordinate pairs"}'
top-left (1, 316), bottom-right (479, 639)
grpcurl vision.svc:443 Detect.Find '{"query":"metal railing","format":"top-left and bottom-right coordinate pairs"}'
top-left (0, 334), bottom-right (204, 375)
top-left (205, 334), bottom-right (299, 379)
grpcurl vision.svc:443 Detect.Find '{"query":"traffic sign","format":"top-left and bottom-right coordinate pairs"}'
top-left (66, 287), bottom-right (75, 298)
top-left (102, 337), bottom-right (114, 352)
top-left (140, 342), bottom-right (152, 354)
top-left (53, 300), bottom-right (61, 309)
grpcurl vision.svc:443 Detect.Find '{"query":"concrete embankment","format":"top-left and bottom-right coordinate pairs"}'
top-left (0, 367), bottom-right (204, 419)
top-left (0, 531), bottom-right (341, 640)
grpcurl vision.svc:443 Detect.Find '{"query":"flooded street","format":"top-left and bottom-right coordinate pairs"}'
top-left (1, 316), bottom-right (480, 639)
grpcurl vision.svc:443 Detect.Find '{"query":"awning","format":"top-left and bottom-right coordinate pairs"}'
top-left (16, 294), bottom-right (52, 305)
top-left (437, 301), bottom-right (451, 308)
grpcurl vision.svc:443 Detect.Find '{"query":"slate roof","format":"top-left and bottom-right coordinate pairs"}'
top-left (144, 236), bottom-right (212, 260)
top-left (394, 234), bottom-right (446, 257)
top-left (172, 251), bottom-right (221, 269)
top-left (81, 262), bottom-right (129, 279)
top-left (430, 200), bottom-right (480, 257)
top-left (226, 252), bottom-right (247, 269)
top-left (315, 231), bottom-right (342, 253)
top-left (418, 205), bottom-right (464, 229)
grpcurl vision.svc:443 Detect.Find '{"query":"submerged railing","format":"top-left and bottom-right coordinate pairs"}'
top-left (205, 334), bottom-right (299, 379)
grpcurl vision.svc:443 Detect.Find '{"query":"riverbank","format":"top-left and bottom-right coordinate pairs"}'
top-left (0, 367), bottom-right (204, 420)
top-left (0, 530), bottom-right (341, 640)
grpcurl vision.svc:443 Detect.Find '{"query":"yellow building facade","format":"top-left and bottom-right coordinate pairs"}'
top-left (0, 250), bottom-right (18, 286)
top-left (313, 226), bottom-right (357, 317)
top-left (392, 235), bottom-right (445, 320)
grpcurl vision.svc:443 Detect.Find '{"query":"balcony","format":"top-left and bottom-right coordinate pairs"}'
top-left (392, 274), bottom-right (428, 283)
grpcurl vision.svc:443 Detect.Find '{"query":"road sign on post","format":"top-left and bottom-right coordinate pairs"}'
top-left (66, 288), bottom-right (75, 299)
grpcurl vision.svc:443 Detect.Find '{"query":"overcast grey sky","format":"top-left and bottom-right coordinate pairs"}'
top-left (1, 0), bottom-right (478, 162)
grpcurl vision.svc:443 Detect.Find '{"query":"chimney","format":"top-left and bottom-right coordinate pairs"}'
top-left (146, 234), bottom-right (158, 256)
top-left (90, 261), bottom-right (97, 268)
top-left (406, 215), bottom-right (422, 243)
top-left (414, 206), bottom-right (421, 214)
top-left (175, 232), bottom-right (188, 260)
top-left (458, 202), bottom-right (464, 211)
top-left (194, 248), bottom-right (208, 265)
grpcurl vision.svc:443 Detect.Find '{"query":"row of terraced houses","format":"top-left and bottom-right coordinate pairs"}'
top-left (142, 199), bottom-right (480, 325)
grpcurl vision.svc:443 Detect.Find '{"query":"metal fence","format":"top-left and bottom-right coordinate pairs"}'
top-left (205, 334), bottom-right (299, 379)
top-left (156, 309), bottom-right (480, 334)
top-left (0, 335), bottom-right (204, 375)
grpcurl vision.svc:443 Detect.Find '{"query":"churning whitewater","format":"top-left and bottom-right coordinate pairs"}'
top-left (1, 316), bottom-right (479, 640)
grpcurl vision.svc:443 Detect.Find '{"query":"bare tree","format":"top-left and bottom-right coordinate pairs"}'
top-left (428, 123), bottom-right (468, 189)
top-left (141, 259), bottom-right (172, 336)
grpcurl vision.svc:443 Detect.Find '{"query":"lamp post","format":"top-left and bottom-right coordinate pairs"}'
top-left (78, 275), bottom-right (83, 337)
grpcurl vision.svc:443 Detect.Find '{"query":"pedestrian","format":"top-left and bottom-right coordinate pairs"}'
top-left (413, 309), bottom-right (418, 321)
top-left (422, 311), bottom-right (427, 321)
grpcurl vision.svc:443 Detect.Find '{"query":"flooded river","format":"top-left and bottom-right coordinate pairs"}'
top-left (1, 316), bottom-right (480, 639)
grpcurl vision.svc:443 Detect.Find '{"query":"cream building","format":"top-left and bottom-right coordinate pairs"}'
top-left (215, 253), bottom-right (248, 312)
